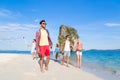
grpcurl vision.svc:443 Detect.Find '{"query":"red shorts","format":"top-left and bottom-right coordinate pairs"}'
top-left (39, 46), bottom-right (50, 57)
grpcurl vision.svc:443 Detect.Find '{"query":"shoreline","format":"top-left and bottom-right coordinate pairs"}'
top-left (82, 65), bottom-right (120, 80)
top-left (0, 53), bottom-right (119, 80)
top-left (70, 58), bottom-right (120, 80)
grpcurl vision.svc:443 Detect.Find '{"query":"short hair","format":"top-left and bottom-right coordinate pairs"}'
top-left (66, 35), bottom-right (70, 38)
top-left (39, 20), bottom-right (46, 24)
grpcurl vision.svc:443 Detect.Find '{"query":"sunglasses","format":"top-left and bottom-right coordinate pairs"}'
top-left (42, 22), bottom-right (47, 25)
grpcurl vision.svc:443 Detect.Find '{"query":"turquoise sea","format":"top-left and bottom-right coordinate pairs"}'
top-left (0, 49), bottom-right (120, 80)
top-left (70, 49), bottom-right (120, 80)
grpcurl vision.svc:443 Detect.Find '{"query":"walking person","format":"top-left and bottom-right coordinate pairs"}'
top-left (61, 35), bottom-right (71, 67)
top-left (27, 39), bottom-right (37, 60)
top-left (36, 20), bottom-right (52, 73)
top-left (75, 39), bottom-right (83, 68)
top-left (31, 39), bottom-right (36, 60)
top-left (54, 43), bottom-right (60, 61)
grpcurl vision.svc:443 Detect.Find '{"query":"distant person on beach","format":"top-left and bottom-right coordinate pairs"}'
top-left (75, 39), bottom-right (83, 68)
top-left (31, 39), bottom-right (37, 60)
top-left (36, 20), bottom-right (52, 73)
top-left (61, 35), bottom-right (72, 67)
top-left (54, 43), bottom-right (60, 61)
top-left (28, 39), bottom-right (37, 60)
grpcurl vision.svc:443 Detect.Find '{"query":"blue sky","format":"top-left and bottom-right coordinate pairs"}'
top-left (0, 0), bottom-right (120, 50)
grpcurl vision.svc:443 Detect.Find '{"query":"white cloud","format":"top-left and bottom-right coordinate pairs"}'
top-left (23, 24), bottom-right (37, 28)
top-left (105, 23), bottom-right (120, 27)
top-left (34, 19), bottom-right (39, 22)
top-left (0, 23), bottom-right (37, 32)
top-left (0, 36), bottom-right (21, 41)
top-left (7, 23), bottom-right (20, 27)
top-left (0, 9), bottom-right (11, 16)
top-left (0, 9), bottom-right (22, 18)
top-left (0, 26), bottom-right (12, 32)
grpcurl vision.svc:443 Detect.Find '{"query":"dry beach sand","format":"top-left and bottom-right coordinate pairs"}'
top-left (0, 54), bottom-right (104, 80)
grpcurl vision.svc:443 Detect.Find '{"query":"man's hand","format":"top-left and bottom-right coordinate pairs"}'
top-left (49, 46), bottom-right (52, 49)
top-left (50, 46), bottom-right (52, 49)
top-left (36, 49), bottom-right (39, 54)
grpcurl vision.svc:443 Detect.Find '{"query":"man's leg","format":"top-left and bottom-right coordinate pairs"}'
top-left (45, 46), bottom-right (50, 71)
top-left (62, 55), bottom-right (66, 65)
top-left (39, 46), bottom-right (45, 73)
top-left (40, 56), bottom-right (44, 72)
top-left (62, 56), bottom-right (64, 65)
top-left (66, 52), bottom-right (70, 67)
top-left (62, 51), bottom-right (66, 65)
top-left (66, 56), bottom-right (70, 67)
top-left (45, 56), bottom-right (50, 71)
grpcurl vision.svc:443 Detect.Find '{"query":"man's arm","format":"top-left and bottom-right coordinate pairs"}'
top-left (46, 29), bottom-right (53, 48)
top-left (48, 36), bottom-right (53, 48)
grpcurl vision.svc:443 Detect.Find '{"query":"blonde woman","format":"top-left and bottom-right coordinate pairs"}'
top-left (75, 39), bottom-right (83, 68)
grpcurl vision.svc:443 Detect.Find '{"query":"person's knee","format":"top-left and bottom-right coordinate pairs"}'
top-left (40, 56), bottom-right (44, 60)
top-left (46, 56), bottom-right (50, 59)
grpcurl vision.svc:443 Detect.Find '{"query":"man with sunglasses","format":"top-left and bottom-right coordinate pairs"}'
top-left (36, 20), bottom-right (52, 73)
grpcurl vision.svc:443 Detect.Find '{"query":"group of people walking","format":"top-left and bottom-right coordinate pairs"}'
top-left (30, 20), bottom-right (83, 73)
top-left (54, 35), bottom-right (83, 68)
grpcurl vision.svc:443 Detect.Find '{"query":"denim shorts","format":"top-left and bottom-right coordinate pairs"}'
top-left (76, 51), bottom-right (82, 55)
top-left (64, 51), bottom-right (70, 56)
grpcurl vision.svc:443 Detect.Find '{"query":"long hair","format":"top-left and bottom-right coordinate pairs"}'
top-left (56, 43), bottom-right (59, 47)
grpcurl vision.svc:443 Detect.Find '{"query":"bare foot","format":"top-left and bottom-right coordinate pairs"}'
top-left (40, 69), bottom-right (44, 73)
top-left (66, 65), bottom-right (69, 67)
top-left (61, 63), bottom-right (65, 66)
top-left (45, 67), bottom-right (48, 71)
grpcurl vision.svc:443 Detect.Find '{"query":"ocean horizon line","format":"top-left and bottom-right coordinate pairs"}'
top-left (0, 49), bottom-right (120, 54)
top-left (0, 49), bottom-right (120, 52)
